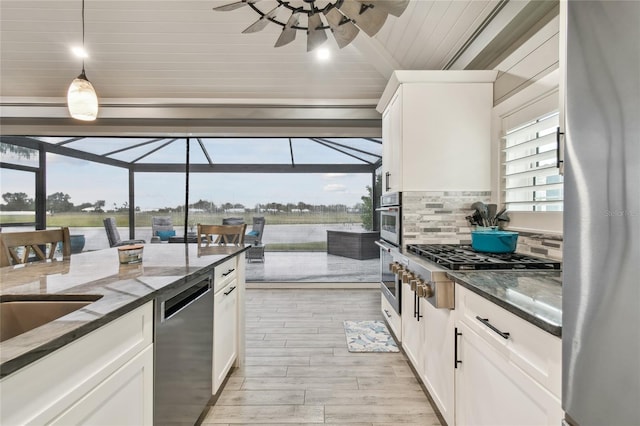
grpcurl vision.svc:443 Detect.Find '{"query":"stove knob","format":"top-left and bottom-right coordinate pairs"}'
top-left (409, 279), bottom-right (418, 291)
top-left (421, 282), bottom-right (434, 299)
top-left (402, 271), bottom-right (415, 284)
top-left (388, 263), bottom-right (395, 272)
top-left (391, 262), bottom-right (401, 273)
top-left (416, 281), bottom-right (434, 299)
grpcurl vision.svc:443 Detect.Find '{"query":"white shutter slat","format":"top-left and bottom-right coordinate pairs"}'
top-left (503, 132), bottom-right (556, 155)
top-left (504, 149), bottom-right (557, 169)
top-left (502, 113), bottom-right (559, 145)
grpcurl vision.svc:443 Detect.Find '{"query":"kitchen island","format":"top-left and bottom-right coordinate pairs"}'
top-left (0, 243), bottom-right (248, 425)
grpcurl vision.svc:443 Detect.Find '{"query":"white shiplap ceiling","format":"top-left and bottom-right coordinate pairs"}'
top-left (0, 0), bottom-right (501, 105)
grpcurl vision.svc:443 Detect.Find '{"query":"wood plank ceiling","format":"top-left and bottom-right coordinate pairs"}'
top-left (0, 0), bottom-right (501, 104)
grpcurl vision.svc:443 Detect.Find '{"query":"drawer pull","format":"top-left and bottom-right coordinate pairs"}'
top-left (454, 327), bottom-right (462, 369)
top-left (222, 268), bottom-right (235, 277)
top-left (383, 309), bottom-right (392, 318)
top-left (476, 316), bottom-right (510, 339)
top-left (223, 285), bottom-right (237, 296)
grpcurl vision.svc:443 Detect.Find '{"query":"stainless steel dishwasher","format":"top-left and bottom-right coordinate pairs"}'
top-left (154, 273), bottom-right (213, 425)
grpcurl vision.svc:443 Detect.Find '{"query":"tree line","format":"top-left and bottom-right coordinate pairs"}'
top-left (1, 192), bottom-right (106, 213)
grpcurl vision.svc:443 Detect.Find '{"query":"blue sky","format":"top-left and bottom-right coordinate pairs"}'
top-left (1, 138), bottom-right (378, 210)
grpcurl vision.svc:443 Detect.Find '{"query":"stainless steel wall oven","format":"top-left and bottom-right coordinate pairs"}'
top-left (376, 240), bottom-right (404, 314)
top-left (376, 192), bottom-right (403, 314)
top-left (377, 192), bottom-right (401, 247)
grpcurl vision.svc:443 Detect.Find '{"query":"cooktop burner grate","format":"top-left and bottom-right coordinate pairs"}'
top-left (405, 244), bottom-right (562, 271)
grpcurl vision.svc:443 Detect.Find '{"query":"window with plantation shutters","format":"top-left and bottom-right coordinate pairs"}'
top-left (503, 111), bottom-right (563, 212)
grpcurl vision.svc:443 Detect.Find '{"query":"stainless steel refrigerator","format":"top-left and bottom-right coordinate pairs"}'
top-left (563, 1), bottom-right (640, 425)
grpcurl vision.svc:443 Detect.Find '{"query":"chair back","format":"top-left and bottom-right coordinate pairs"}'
top-left (222, 217), bottom-right (245, 225)
top-left (197, 224), bottom-right (247, 246)
top-left (246, 216), bottom-right (266, 245)
top-left (0, 227), bottom-right (71, 267)
top-left (151, 216), bottom-right (173, 237)
top-left (103, 217), bottom-right (123, 247)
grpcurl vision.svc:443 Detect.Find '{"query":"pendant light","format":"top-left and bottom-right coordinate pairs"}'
top-left (67, 0), bottom-right (98, 121)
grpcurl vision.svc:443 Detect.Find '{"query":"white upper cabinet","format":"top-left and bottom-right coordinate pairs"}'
top-left (377, 71), bottom-right (497, 193)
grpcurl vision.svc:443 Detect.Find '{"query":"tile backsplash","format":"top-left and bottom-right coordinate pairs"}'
top-left (402, 191), bottom-right (491, 245)
top-left (515, 232), bottom-right (563, 260)
top-left (402, 190), bottom-right (564, 260)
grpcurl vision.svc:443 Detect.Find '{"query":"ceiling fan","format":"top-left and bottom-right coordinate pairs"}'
top-left (213, 0), bottom-right (409, 52)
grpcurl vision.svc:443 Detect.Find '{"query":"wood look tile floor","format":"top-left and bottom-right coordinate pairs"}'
top-left (202, 289), bottom-right (441, 425)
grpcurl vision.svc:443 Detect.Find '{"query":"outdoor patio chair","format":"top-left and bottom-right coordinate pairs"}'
top-left (245, 216), bottom-right (265, 246)
top-left (103, 217), bottom-right (146, 248)
top-left (151, 216), bottom-right (175, 241)
top-left (0, 227), bottom-right (71, 267)
top-left (197, 224), bottom-right (247, 246)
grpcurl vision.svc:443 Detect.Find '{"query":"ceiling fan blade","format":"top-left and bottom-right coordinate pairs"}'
top-left (323, 8), bottom-right (359, 49)
top-left (274, 13), bottom-right (300, 47)
top-left (242, 5), bottom-right (279, 33)
top-left (339, 0), bottom-right (388, 37)
top-left (374, 0), bottom-right (410, 17)
top-left (307, 12), bottom-right (328, 52)
top-left (213, 0), bottom-right (261, 12)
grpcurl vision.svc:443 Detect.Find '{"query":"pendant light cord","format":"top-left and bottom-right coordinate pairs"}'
top-left (81, 0), bottom-right (86, 73)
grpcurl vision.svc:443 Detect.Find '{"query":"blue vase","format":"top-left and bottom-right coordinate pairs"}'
top-left (70, 234), bottom-right (86, 254)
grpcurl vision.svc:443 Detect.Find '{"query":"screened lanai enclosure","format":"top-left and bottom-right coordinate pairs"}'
top-left (0, 136), bottom-right (382, 282)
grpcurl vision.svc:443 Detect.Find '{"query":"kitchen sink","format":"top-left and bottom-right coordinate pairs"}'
top-left (0, 295), bottom-right (102, 342)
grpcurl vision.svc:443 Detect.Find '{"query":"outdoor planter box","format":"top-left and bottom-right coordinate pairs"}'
top-left (327, 231), bottom-right (380, 260)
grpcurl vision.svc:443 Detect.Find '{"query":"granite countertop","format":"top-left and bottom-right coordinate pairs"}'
top-left (0, 244), bottom-right (248, 378)
top-left (446, 270), bottom-right (562, 337)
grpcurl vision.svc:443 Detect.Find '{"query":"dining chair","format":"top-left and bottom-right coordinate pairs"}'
top-left (197, 224), bottom-right (247, 246)
top-left (0, 227), bottom-right (71, 267)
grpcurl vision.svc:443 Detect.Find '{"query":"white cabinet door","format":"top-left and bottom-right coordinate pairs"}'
top-left (382, 89), bottom-right (403, 193)
top-left (213, 278), bottom-right (238, 393)
top-left (455, 321), bottom-right (563, 426)
top-left (50, 345), bottom-right (154, 426)
top-left (421, 302), bottom-right (455, 426)
top-left (401, 281), bottom-right (424, 377)
top-left (0, 302), bottom-right (153, 426)
top-left (381, 293), bottom-right (401, 340)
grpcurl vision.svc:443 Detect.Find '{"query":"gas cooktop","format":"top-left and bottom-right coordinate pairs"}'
top-left (405, 244), bottom-right (562, 271)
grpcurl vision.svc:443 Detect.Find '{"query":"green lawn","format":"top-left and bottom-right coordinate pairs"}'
top-left (265, 242), bottom-right (327, 252)
top-left (1, 211), bottom-right (363, 227)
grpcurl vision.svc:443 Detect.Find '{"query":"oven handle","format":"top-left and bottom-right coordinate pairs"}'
top-left (375, 240), bottom-right (394, 252)
top-left (375, 207), bottom-right (400, 212)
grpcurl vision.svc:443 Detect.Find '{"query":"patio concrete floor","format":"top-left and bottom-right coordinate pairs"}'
top-left (246, 251), bottom-right (379, 283)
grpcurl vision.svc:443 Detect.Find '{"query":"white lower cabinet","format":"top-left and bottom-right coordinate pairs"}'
top-left (455, 321), bottom-right (562, 426)
top-left (0, 302), bottom-right (154, 426)
top-left (401, 281), bottom-right (455, 426)
top-left (213, 278), bottom-right (238, 394)
top-left (401, 281), bottom-right (424, 376)
top-left (454, 284), bottom-right (563, 426)
top-left (421, 301), bottom-right (455, 426)
top-left (381, 293), bottom-right (401, 340)
top-left (50, 345), bottom-right (153, 425)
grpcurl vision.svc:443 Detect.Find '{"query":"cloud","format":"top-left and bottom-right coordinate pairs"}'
top-left (323, 184), bottom-right (347, 192)
top-left (324, 173), bottom-right (347, 179)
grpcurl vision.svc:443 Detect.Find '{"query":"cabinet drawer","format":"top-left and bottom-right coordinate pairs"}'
top-left (456, 284), bottom-right (561, 398)
top-left (214, 258), bottom-right (237, 292)
top-left (381, 294), bottom-right (401, 342)
top-left (0, 302), bottom-right (153, 425)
